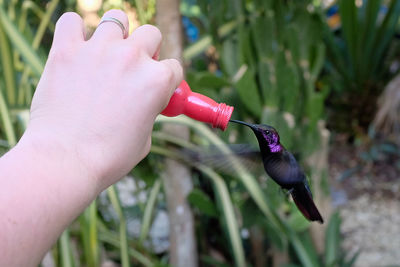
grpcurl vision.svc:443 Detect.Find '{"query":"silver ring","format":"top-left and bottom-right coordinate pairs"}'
top-left (98, 17), bottom-right (127, 38)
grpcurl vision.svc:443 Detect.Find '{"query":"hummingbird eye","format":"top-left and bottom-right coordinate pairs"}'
top-left (265, 130), bottom-right (270, 135)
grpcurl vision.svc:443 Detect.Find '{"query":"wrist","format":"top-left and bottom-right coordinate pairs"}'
top-left (16, 129), bottom-right (101, 198)
top-left (0, 130), bottom-right (101, 266)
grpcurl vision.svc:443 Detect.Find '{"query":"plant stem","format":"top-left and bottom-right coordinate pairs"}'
top-left (60, 229), bottom-right (74, 267)
top-left (107, 185), bottom-right (130, 267)
top-left (0, 87), bottom-right (16, 146)
top-left (139, 179), bottom-right (162, 243)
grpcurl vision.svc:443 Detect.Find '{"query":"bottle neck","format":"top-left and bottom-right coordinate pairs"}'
top-left (161, 80), bottom-right (234, 131)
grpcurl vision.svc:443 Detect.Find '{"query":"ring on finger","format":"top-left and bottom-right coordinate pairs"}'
top-left (97, 17), bottom-right (128, 38)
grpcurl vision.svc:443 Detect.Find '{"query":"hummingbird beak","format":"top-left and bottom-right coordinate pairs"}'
top-left (229, 119), bottom-right (257, 130)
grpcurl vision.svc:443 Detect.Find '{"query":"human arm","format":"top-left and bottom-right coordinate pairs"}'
top-left (0, 10), bottom-right (182, 266)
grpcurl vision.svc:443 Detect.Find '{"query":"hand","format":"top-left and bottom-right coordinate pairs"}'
top-left (23, 10), bottom-right (183, 190)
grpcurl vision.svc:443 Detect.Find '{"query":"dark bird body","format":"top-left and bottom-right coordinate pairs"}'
top-left (230, 119), bottom-right (324, 223)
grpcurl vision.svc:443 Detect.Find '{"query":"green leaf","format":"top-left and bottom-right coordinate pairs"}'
top-left (262, 216), bottom-right (286, 250)
top-left (0, 6), bottom-right (44, 76)
top-left (183, 20), bottom-right (238, 61)
top-left (140, 179), bottom-right (162, 242)
top-left (283, 224), bottom-right (319, 267)
top-left (343, 250), bottom-right (360, 267)
top-left (370, 0), bottom-right (400, 74)
top-left (221, 38), bottom-right (240, 77)
top-left (325, 212), bottom-right (341, 266)
top-left (296, 232), bottom-right (320, 267)
top-left (338, 0), bottom-right (358, 67)
top-left (258, 60), bottom-right (278, 106)
top-left (361, 0), bottom-right (381, 60)
top-left (235, 66), bottom-right (262, 116)
top-left (239, 27), bottom-right (256, 68)
top-left (323, 23), bottom-right (353, 83)
top-left (188, 188), bottom-right (218, 217)
top-left (98, 221), bottom-right (154, 267)
top-left (285, 24), bottom-right (301, 64)
top-left (189, 72), bottom-right (231, 90)
top-left (107, 186), bottom-right (130, 267)
top-left (287, 211), bottom-right (310, 232)
top-left (184, 35), bottom-right (213, 61)
top-left (198, 166), bottom-right (246, 267)
top-left (0, 22), bottom-right (16, 105)
top-left (306, 92), bottom-right (325, 127)
top-left (60, 229), bottom-right (75, 267)
top-left (287, 8), bottom-right (322, 64)
top-left (201, 255), bottom-right (234, 267)
top-left (0, 87), bottom-right (17, 146)
top-left (309, 43), bottom-right (326, 84)
top-left (251, 14), bottom-right (276, 58)
top-left (79, 201), bottom-right (99, 267)
top-left (275, 50), bottom-right (300, 113)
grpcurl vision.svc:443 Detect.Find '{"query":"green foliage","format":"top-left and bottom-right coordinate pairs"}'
top-left (324, 0), bottom-right (400, 131)
top-left (235, 66), bottom-right (262, 116)
top-left (59, 229), bottom-right (75, 267)
top-left (324, 212), bottom-right (359, 267)
top-left (325, 212), bottom-right (341, 266)
top-left (188, 188), bottom-right (218, 217)
top-left (187, 0), bottom-right (329, 157)
top-left (79, 201), bottom-right (100, 267)
top-left (139, 179), bottom-right (162, 242)
top-left (182, 0), bottom-right (338, 266)
top-left (0, 0), bottom-right (56, 147)
top-left (107, 186), bottom-right (130, 267)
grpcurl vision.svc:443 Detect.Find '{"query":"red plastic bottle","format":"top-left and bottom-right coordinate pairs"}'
top-left (161, 80), bottom-right (234, 131)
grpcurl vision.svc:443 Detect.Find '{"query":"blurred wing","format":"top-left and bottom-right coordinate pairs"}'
top-left (182, 144), bottom-right (263, 176)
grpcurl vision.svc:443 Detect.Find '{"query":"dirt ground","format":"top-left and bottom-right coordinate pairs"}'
top-left (329, 136), bottom-right (400, 267)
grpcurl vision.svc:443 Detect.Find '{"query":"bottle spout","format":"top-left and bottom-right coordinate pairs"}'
top-left (213, 103), bottom-right (234, 131)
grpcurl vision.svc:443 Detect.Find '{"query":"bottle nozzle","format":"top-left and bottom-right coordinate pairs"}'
top-left (213, 103), bottom-right (234, 130)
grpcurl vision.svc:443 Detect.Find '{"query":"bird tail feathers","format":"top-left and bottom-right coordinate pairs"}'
top-left (291, 183), bottom-right (324, 223)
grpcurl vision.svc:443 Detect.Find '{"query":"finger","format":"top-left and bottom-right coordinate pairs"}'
top-left (129, 25), bottom-right (162, 58)
top-left (91, 9), bottom-right (129, 42)
top-left (52, 12), bottom-right (85, 49)
top-left (160, 58), bottom-right (184, 96)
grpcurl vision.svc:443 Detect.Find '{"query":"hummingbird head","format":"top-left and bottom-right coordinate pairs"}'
top-left (230, 120), bottom-right (282, 153)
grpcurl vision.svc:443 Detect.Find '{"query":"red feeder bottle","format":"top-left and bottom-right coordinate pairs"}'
top-left (161, 80), bottom-right (234, 131)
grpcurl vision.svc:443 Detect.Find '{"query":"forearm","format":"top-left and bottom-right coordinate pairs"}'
top-left (0, 134), bottom-right (100, 266)
top-left (0, 9), bottom-right (182, 266)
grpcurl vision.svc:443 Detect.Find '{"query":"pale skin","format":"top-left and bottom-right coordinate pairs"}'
top-left (0, 10), bottom-right (183, 266)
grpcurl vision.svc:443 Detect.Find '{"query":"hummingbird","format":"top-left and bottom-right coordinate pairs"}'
top-left (229, 119), bottom-right (324, 223)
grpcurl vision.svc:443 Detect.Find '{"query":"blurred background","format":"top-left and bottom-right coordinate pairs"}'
top-left (0, 0), bottom-right (399, 266)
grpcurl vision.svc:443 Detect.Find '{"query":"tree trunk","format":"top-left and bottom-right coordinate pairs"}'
top-left (156, 1), bottom-right (198, 267)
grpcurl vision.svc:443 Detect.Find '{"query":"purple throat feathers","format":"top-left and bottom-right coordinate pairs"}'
top-left (262, 131), bottom-right (282, 153)
top-left (269, 143), bottom-right (282, 153)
